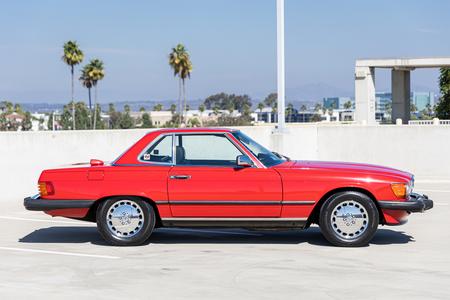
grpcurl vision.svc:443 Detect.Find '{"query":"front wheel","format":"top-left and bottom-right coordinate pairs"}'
top-left (319, 191), bottom-right (379, 247)
top-left (96, 197), bottom-right (156, 246)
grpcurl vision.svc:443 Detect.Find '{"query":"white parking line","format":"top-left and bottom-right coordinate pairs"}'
top-left (0, 246), bottom-right (119, 259)
top-left (0, 216), bottom-right (95, 226)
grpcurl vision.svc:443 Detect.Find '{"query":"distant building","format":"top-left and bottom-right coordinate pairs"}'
top-left (255, 108), bottom-right (322, 123)
top-left (323, 97), bottom-right (353, 109)
top-left (412, 92), bottom-right (434, 111)
top-left (375, 92), bottom-right (392, 112)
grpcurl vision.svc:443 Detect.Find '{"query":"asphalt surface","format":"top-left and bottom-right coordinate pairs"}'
top-left (0, 181), bottom-right (449, 300)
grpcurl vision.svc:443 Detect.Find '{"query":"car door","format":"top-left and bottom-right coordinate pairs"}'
top-left (167, 133), bottom-right (283, 217)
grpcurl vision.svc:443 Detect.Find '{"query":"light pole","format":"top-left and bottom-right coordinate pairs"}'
top-left (276, 0), bottom-right (286, 131)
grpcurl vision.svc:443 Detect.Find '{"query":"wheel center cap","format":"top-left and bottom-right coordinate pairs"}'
top-left (120, 212), bottom-right (131, 225)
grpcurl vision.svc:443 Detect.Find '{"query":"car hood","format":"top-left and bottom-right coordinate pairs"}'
top-left (277, 160), bottom-right (412, 181)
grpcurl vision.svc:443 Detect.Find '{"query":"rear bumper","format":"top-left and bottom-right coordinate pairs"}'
top-left (24, 195), bottom-right (95, 211)
top-left (379, 193), bottom-right (433, 213)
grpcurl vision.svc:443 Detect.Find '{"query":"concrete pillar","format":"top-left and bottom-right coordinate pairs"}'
top-left (391, 69), bottom-right (411, 124)
top-left (355, 66), bottom-right (376, 125)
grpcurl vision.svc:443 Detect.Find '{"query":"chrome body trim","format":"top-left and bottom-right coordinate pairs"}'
top-left (133, 131), bottom-right (263, 168)
top-left (136, 133), bottom-right (175, 166)
top-left (161, 217), bottom-right (307, 221)
top-left (154, 200), bottom-right (315, 205)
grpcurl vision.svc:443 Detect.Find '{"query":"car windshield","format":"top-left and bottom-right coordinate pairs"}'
top-left (232, 131), bottom-right (285, 167)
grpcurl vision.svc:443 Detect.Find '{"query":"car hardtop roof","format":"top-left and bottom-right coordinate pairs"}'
top-left (149, 128), bottom-right (238, 135)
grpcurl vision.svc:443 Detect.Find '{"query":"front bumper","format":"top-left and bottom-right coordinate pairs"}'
top-left (378, 193), bottom-right (433, 213)
top-left (24, 195), bottom-right (95, 211)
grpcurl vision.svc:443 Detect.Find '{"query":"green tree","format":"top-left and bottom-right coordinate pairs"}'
top-left (141, 112), bottom-right (152, 128)
top-left (227, 102), bottom-right (235, 114)
top-left (343, 101), bottom-right (353, 109)
top-left (79, 64), bottom-right (94, 127)
top-left (120, 112), bottom-right (134, 129)
top-left (85, 59), bottom-right (105, 129)
top-left (257, 102), bottom-right (264, 113)
top-left (435, 67), bottom-right (450, 119)
top-left (62, 41), bottom-right (84, 130)
top-left (170, 104), bottom-right (177, 115)
top-left (311, 114), bottom-right (322, 122)
top-left (93, 104), bottom-right (105, 129)
top-left (60, 101), bottom-right (90, 130)
top-left (169, 44), bottom-right (193, 125)
top-left (153, 103), bottom-right (163, 111)
top-left (139, 107), bottom-right (146, 112)
top-left (300, 104), bottom-right (307, 112)
top-left (188, 117), bottom-right (201, 127)
top-left (314, 103), bottom-right (323, 112)
top-left (108, 103), bottom-right (121, 129)
top-left (79, 65), bottom-right (94, 106)
top-left (198, 104), bottom-right (205, 126)
top-left (119, 105), bottom-right (134, 129)
top-left (286, 103), bottom-right (294, 123)
top-left (21, 112), bottom-right (33, 131)
top-left (264, 93), bottom-right (277, 109)
top-left (204, 93), bottom-right (252, 113)
top-left (47, 112), bottom-right (54, 130)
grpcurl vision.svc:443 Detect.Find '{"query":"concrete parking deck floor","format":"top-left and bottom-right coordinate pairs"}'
top-left (1, 181), bottom-right (449, 300)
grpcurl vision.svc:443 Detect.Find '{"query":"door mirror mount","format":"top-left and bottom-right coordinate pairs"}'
top-left (236, 155), bottom-right (253, 167)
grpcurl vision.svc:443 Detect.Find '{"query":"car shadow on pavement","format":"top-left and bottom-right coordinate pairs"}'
top-left (18, 226), bottom-right (414, 247)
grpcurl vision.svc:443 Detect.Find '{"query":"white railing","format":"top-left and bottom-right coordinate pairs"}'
top-left (408, 119), bottom-right (450, 125)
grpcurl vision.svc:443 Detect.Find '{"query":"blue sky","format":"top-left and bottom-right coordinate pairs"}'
top-left (0, 0), bottom-right (449, 103)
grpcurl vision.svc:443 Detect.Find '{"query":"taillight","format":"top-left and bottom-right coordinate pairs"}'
top-left (38, 181), bottom-right (54, 196)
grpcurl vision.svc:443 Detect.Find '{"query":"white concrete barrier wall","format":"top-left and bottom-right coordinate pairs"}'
top-left (1, 125), bottom-right (449, 200)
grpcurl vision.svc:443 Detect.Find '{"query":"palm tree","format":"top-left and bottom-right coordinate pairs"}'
top-left (169, 44), bottom-right (193, 126)
top-left (286, 103), bottom-right (294, 123)
top-left (343, 101), bottom-right (353, 110)
top-left (79, 65), bottom-right (94, 126)
top-left (86, 59), bottom-right (105, 129)
top-left (153, 103), bottom-right (163, 111)
top-left (62, 41), bottom-right (84, 130)
top-left (198, 104), bottom-right (205, 126)
top-left (169, 104), bottom-right (177, 115)
top-left (257, 102), bottom-right (264, 113)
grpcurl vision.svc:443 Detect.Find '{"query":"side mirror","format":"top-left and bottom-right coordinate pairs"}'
top-left (236, 155), bottom-right (253, 167)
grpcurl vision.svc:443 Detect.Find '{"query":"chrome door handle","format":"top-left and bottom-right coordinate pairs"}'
top-left (170, 175), bottom-right (191, 180)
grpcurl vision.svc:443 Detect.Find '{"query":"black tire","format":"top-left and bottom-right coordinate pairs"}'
top-left (96, 196), bottom-right (156, 246)
top-left (319, 191), bottom-right (379, 247)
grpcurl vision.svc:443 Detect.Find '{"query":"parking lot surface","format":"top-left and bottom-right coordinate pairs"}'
top-left (1, 181), bottom-right (449, 300)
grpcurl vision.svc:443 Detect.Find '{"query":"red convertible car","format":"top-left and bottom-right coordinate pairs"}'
top-left (24, 128), bottom-right (433, 247)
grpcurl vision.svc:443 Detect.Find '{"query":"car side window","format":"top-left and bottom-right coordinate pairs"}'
top-left (140, 135), bottom-right (173, 163)
top-left (175, 134), bottom-right (244, 166)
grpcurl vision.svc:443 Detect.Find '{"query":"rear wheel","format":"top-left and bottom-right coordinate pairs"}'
top-left (96, 197), bottom-right (155, 246)
top-left (319, 191), bottom-right (379, 247)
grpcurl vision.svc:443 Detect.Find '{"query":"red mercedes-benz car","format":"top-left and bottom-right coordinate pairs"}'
top-left (24, 128), bottom-right (433, 247)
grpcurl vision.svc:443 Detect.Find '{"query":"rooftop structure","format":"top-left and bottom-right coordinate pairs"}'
top-left (355, 57), bottom-right (450, 124)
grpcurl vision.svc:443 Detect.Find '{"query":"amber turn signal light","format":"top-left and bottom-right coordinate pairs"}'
top-left (391, 183), bottom-right (407, 199)
top-left (38, 181), bottom-right (54, 196)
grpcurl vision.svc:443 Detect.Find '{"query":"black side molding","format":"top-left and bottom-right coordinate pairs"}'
top-left (379, 193), bottom-right (433, 213)
top-left (24, 197), bottom-right (95, 211)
